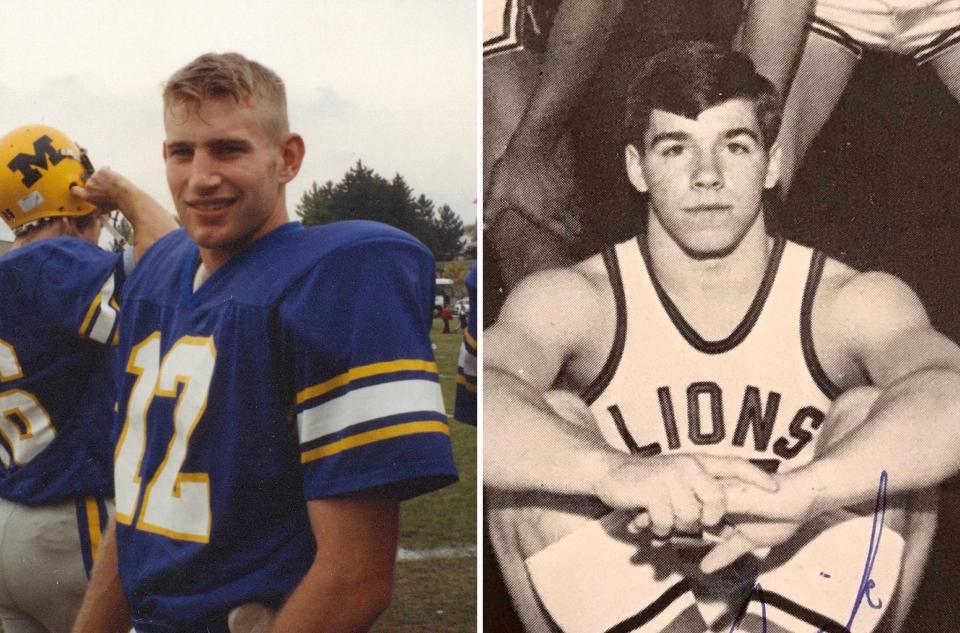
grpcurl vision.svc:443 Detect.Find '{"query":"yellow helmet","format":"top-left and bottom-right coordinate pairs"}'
top-left (0, 124), bottom-right (96, 232)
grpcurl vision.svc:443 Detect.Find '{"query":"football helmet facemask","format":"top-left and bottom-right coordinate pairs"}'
top-left (0, 124), bottom-right (96, 232)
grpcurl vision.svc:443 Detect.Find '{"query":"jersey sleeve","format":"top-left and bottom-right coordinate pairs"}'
top-left (280, 235), bottom-right (458, 500)
top-left (30, 240), bottom-right (125, 345)
top-left (454, 264), bottom-right (477, 425)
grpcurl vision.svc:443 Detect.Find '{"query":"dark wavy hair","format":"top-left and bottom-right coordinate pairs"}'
top-left (624, 41), bottom-right (782, 150)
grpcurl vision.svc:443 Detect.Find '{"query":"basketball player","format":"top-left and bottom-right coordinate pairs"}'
top-left (485, 42), bottom-right (960, 632)
top-left (776, 0), bottom-right (960, 194)
top-left (482, 0), bottom-right (813, 324)
top-left (71, 52), bottom-right (458, 633)
top-left (0, 125), bottom-right (175, 633)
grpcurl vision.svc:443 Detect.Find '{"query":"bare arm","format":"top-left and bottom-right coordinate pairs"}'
top-left (71, 519), bottom-right (132, 633)
top-left (727, 272), bottom-right (960, 518)
top-left (484, 267), bottom-right (620, 493)
top-left (72, 167), bottom-right (178, 260)
top-left (739, 0), bottom-right (814, 97)
top-left (267, 496), bottom-right (399, 633)
top-left (485, 0), bottom-right (623, 237)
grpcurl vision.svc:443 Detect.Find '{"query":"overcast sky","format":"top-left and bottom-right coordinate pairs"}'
top-left (0, 0), bottom-right (477, 242)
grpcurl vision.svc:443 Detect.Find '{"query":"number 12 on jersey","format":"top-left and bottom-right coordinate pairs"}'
top-left (114, 333), bottom-right (217, 543)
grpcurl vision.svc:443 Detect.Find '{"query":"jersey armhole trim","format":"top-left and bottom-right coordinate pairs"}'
top-left (801, 250), bottom-right (843, 399)
top-left (581, 246), bottom-right (627, 405)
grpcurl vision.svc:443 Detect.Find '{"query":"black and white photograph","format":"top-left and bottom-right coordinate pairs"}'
top-left (482, 0), bottom-right (960, 631)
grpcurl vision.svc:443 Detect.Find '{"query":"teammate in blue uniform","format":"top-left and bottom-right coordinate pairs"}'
top-left (0, 125), bottom-right (175, 633)
top-left (72, 52), bottom-right (458, 633)
top-left (455, 263), bottom-right (478, 426)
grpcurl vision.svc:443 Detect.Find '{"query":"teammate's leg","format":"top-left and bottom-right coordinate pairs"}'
top-left (0, 498), bottom-right (52, 633)
top-left (2, 501), bottom-right (92, 633)
top-left (776, 26), bottom-right (860, 196)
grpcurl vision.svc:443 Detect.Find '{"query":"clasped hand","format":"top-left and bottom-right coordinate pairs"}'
top-left (597, 454), bottom-right (817, 573)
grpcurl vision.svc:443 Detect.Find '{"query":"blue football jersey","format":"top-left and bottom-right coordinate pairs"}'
top-left (0, 238), bottom-right (124, 503)
top-left (113, 221), bottom-right (458, 631)
top-left (454, 264), bottom-right (477, 425)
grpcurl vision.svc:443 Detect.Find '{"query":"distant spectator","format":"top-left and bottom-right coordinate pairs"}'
top-left (441, 304), bottom-right (454, 333)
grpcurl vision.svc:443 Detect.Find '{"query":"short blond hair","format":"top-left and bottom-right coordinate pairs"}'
top-left (163, 52), bottom-right (289, 142)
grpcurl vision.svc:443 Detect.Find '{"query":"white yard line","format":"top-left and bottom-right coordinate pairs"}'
top-left (397, 544), bottom-right (477, 561)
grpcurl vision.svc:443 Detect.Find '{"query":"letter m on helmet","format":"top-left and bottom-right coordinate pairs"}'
top-left (7, 135), bottom-right (65, 188)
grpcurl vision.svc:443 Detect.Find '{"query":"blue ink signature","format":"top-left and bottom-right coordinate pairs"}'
top-left (730, 470), bottom-right (888, 632)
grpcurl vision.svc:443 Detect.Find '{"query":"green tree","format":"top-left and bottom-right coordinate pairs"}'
top-left (295, 160), bottom-right (465, 260)
top-left (296, 181), bottom-right (334, 226)
top-left (432, 204), bottom-right (465, 262)
top-left (441, 259), bottom-right (472, 299)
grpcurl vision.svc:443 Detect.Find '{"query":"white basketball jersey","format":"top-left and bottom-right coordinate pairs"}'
top-left (584, 236), bottom-right (839, 474)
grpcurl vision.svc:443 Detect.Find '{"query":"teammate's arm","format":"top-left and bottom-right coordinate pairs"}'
top-left (71, 519), bottom-right (132, 633)
top-left (485, 0), bottom-right (623, 238)
top-left (267, 496), bottom-right (399, 633)
top-left (71, 167), bottom-right (178, 260)
top-left (738, 0), bottom-right (814, 97)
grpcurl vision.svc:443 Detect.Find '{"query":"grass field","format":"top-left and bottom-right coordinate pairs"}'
top-left (373, 318), bottom-right (478, 632)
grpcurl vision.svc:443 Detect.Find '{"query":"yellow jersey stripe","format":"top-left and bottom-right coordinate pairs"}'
top-left (78, 292), bottom-right (101, 336)
top-left (296, 359), bottom-right (438, 404)
top-left (456, 374), bottom-right (477, 393)
top-left (301, 420), bottom-right (449, 463)
top-left (85, 497), bottom-right (102, 560)
top-left (464, 330), bottom-right (477, 350)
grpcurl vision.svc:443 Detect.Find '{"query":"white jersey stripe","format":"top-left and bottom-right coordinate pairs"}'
top-left (458, 343), bottom-right (477, 376)
top-left (297, 379), bottom-right (445, 444)
top-left (88, 275), bottom-right (118, 344)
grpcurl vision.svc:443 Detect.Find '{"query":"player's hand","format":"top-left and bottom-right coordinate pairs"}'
top-left (595, 454), bottom-right (779, 539)
top-left (228, 602), bottom-right (275, 633)
top-left (71, 166), bottom-right (133, 212)
top-left (698, 472), bottom-right (822, 573)
top-left (483, 138), bottom-right (580, 242)
top-left (723, 468), bottom-right (819, 523)
top-left (699, 518), bottom-right (799, 573)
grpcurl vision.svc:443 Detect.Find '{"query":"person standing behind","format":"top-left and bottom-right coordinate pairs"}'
top-left (72, 52), bottom-right (458, 633)
top-left (441, 302), bottom-right (454, 334)
top-left (455, 264), bottom-right (478, 426)
top-left (0, 124), bottom-right (175, 633)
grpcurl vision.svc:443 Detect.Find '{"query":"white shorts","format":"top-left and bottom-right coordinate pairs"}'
top-left (483, 0), bottom-right (549, 57)
top-left (813, 0), bottom-right (960, 63)
top-left (0, 496), bottom-right (110, 633)
top-left (526, 510), bottom-right (905, 633)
